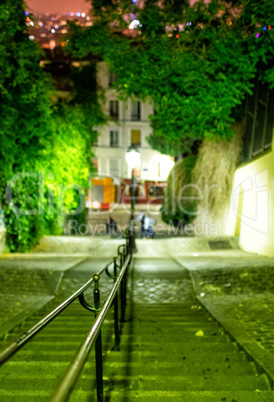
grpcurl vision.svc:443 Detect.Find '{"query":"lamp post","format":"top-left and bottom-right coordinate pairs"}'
top-left (125, 146), bottom-right (141, 253)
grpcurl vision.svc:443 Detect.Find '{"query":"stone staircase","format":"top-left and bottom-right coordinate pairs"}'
top-left (101, 303), bottom-right (272, 401)
top-left (0, 257), bottom-right (273, 401)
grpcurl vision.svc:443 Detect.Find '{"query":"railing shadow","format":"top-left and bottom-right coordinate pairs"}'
top-left (104, 257), bottom-right (135, 402)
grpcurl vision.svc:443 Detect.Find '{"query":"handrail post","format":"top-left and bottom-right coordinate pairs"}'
top-left (93, 274), bottom-right (103, 402)
top-left (113, 257), bottom-right (120, 351)
top-left (125, 229), bottom-right (129, 255)
top-left (120, 245), bottom-right (128, 323)
top-left (124, 248), bottom-right (128, 309)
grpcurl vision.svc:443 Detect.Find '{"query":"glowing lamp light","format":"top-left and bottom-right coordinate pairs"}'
top-left (92, 201), bottom-right (100, 209)
top-left (25, 11), bottom-right (29, 16)
top-left (125, 147), bottom-right (141, 169)
top-left (263, 26), bottom-right (267, 31)
top-left (256, 33), bottom-right (260, 38)
top-left (76, 12), bottom-right (81, 17)
top-left (268, 25), bottom-right (271, 30)
top-left (129, 19), bottom-right (141, 29)
top-left (51, 29), bottom-right (56, 33)
top-left (82, 13), bottom-right (86, 17)
top-left (176, 34), bottom-right (179, 38)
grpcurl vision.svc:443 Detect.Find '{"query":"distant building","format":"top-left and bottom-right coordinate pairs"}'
top-left (88, 62), bottom-right (174, 210)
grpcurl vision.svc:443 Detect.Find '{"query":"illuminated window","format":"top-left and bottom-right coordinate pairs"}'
top-left (110, 130), bottom-right (119, 147)
top-left (109, 100), bottom-right (119, 120)
top-left (242, 80), bottom-right (274, 162)
top-left (131, 101), bottom-right (141, 121)
top-left (131, 129), bottom-right (141, 146)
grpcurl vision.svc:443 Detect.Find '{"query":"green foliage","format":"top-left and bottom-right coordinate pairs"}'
top-left (0, 2), bottom-right (104, 251)
top-left (67, 0), bottom-right (274, 156)
top-left (0, 1), bottom-right (52, 177)
top-left (0, 0), bottom-right (53, 251)
top-left (39, 103), bottom-right (96, 233)
top-left (2, 176), bottom-right (45, 252)
top-left (39, 63), bottom-right (105, 233)
top-left (161, 155), bottom-right (198, 226)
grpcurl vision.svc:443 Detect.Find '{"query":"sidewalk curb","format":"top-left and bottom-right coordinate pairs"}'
top-left (197, 296), bottom-right (274, 389)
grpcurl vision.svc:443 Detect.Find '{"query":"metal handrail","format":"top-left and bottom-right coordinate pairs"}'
top-left (0, 260), bottom-right (113, 365)
top-left (50, 254), bottom-right (131, 402)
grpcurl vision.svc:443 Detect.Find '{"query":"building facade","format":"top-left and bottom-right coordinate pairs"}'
top-left (89, 62), bottom-right (174, 209)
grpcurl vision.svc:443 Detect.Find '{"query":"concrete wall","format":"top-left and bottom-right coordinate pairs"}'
top-left (224, 149), bottom-right (274, 257)
top-left (199, 145), bottom-right (274, 257)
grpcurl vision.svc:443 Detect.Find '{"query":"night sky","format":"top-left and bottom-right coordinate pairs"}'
top-left (27, 0), bottom-right (90, 14)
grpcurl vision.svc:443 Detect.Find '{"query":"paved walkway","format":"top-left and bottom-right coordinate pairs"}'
top-left (1, 236), bottom-right (274, 378)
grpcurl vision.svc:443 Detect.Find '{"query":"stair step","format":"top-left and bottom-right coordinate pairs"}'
top-left (71, 390), bottom-right (274, 402)
top-left (103, 350), bottom-right (248, 364)
top-left (9, 340), bottom-right (237, 354)
top-left (20, 333), bottom-right (228, 343)
top-left (0, 389), bottom-right (272, 402)
top-left (1, 360), bottom-right (257, 376)
top-left (119, 337), bottom-right (230, 344)
top-left (78, 373), bottom-right (270, 391)
top-left (7, 349), bottom-right (248, 363)
top-left (109, 341), bottom-right (237, 353)
top-left (0, 374), bottom-right (270, 392)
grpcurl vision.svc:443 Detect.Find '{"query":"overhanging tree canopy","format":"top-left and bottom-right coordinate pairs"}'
top-left (67, 0), bottom-right (274, 156)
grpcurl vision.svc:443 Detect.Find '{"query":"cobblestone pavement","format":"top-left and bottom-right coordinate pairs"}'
top-left (131, 258), bottom-right (194, 303)
top-left (172, 250), bottom-right (274, 356)
top-left (203, 294), bottom-right (274, 352)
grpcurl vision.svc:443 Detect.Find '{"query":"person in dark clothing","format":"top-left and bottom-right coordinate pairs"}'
top-left (106, 216), bottom-right (117, 234)
top-left (140, 214), bottom-right (146, 238)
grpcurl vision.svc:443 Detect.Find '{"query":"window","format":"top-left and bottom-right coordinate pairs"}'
top-left (148, 185), bottom-right (164, 198)
top-left (109, 73), bottom-right (117, 87)
top-left (109, 100), bottom-right (119, 120)
top-left (110, 130), bottom-right (119, 147)
top-left (108, 159), bottom-right (120, 177)
top-left (131, 129), bottom-right (141, 146)
top-left (93, 130), bottom-right (98, 146)
top-left (91, 159), bottom-right (98, 171)
top-left (131, 101), bottom-right (141, 121)
top-left (242, 80), bottom-right (274, 163)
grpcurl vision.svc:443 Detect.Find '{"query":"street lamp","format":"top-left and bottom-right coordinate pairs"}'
top-left (125, 146), bottom-right (141, 253)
